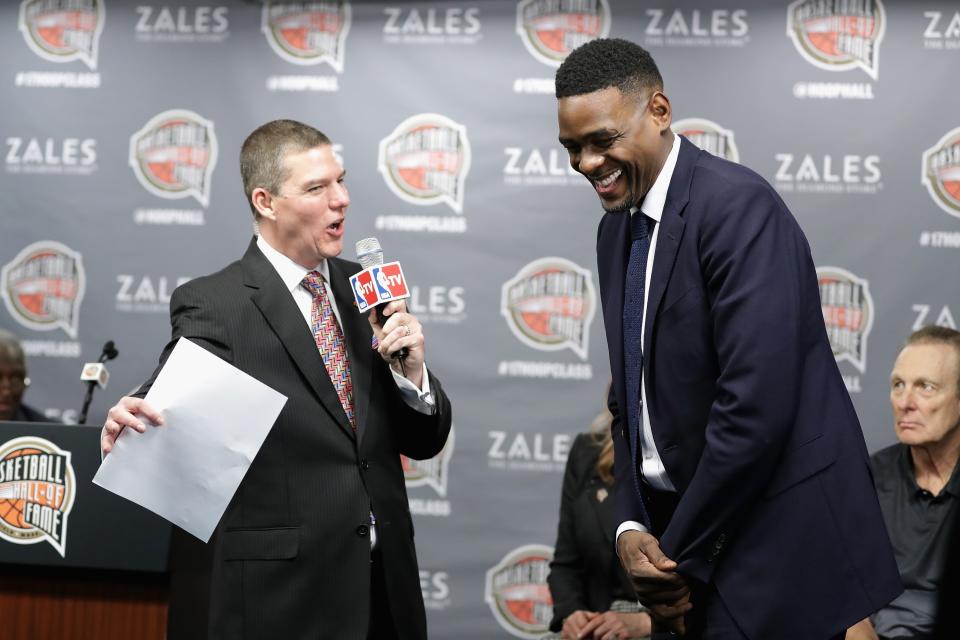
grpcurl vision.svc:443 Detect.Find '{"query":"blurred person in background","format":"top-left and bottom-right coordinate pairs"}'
top-left (0, 329), bottom-right (44, 422)
top-left (549, 385), bottom-right (652, 640)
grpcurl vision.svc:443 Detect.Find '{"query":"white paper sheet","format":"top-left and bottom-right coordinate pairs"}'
top-left (93, 337), bottom-right (287, 541)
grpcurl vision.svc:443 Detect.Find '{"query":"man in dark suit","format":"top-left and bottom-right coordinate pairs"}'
top-left (100, 120), bottom-right (452, 639)
top-left (555, 39), bottom-right (901, 639)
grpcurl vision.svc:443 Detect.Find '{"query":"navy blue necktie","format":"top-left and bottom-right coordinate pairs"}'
top-left (623, 211), bottom-right (652, 528)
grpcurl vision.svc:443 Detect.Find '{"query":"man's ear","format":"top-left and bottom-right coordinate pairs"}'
top-left (649, 91), bottom-right (672, 134)
top-left (251, 187), bottom-right (276, 221)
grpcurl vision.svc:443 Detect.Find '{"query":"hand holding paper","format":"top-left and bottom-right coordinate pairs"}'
top-left (93, 338), bottom-right (287, 542)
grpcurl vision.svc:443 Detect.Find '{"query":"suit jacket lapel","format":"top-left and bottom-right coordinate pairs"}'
top-left (240, 239), bottom-right (356, 440)
top-left (598, 212), bottom-right (640, 466)
top-left (643, 136), bottom-right (696, 366)
top-left (328, 258), bottom-right (374, 445)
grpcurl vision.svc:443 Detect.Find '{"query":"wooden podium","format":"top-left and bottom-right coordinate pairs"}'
top-left (0, 422), bottom-right (171, 639)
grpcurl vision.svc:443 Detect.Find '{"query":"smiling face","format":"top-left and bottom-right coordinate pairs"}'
top-left (558, 86), bottom-right (673, 213)
top-left (254, 144), bottom-right (348, 268)
top-left (890, 342), bottom-right (960, 451)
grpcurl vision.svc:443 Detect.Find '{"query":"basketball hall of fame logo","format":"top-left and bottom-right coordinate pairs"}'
top-left (921, 126), bottom-right (960, 220)
top-left (129, 109), bottom-right (218, 207)
top-left (378, 113), bottom-right (471, 214)
top-left (485, 544), bottom-right (554, 639)
top-left (1, 241), bottom-right (85, 339)
top-left (18, 0), bottom-right (105, 70)
top-left (0, 437), bottom-right (76, 557)
top-left (817, 266), bottom-right (874, 374)
top-left (261, 1), bottom-right (351, 71)
top-left (501, 257), bottom-right (596, 360)
top-left (673, 118), bottom-right (740, 163)
top-left (786, 0), bottom-right (885, 80)
top-left (401, 424), bottom-right (455, 497)
top-left (515, 0), bottom-right (610, 67)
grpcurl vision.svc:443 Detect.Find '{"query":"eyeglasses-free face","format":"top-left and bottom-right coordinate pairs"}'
top-left (0, 363), bottom-right (29, 421)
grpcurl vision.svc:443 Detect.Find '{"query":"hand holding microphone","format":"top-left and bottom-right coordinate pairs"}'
top-left (352, 238), bottom-right (425, 386)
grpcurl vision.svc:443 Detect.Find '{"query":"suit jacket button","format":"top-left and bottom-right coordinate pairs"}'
top-left (360, 459), bottom-right (370, 471)
top-left (357, 524), bottom-right (369, 537)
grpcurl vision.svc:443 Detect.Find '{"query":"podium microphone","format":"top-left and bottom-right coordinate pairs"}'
top-left (78, 340), bottom-right (118, 425)
top-left (354, 237), bottom-right (411, 360)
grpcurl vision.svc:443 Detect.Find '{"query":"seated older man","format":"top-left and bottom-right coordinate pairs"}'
top-left (848, 325), bottom-right (960, 640)
top-left (0, 329), bottom-right (44, 422)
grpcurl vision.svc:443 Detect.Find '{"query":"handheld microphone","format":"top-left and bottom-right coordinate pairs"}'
top-left (351, 238), bottom-right (411, 359)
top-left (78, 341), bottom-right (119, 424)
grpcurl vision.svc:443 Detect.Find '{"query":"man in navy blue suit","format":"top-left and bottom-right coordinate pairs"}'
top-left (555, 38), bottom-right (902, 639)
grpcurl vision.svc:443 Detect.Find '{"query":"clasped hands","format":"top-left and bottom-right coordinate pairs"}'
top-left (617, 530), bottom-right (692, 636)
top-left (561, 610), bottom-right (650, 640)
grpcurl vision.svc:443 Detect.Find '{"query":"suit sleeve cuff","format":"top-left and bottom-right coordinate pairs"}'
top-left (391, 363), bottom-right (435, 414)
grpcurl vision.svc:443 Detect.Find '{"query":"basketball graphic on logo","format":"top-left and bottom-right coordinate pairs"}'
top-left (0, 447), bottom-right (42, 529)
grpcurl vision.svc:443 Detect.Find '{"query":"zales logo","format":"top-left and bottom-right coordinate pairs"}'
top-left (503, 147), bottom-right (579, 186)
top-left (408, 285), bottom-right (465, 324)
top-left (643, 8), bottom-right (750, 47)
top-left (774, 153), bottom-right (881, 194)
top-left (488, 430), bottom-right (571, 473)
top-left (921, 126), bottom-right (960, 220)
top-left (420, 569), bottom-right (451, 611)
top-left (923, 10), bottom-right (960, 50)
top-left (378, 114), bottom-right (471, 213)
top-left (135, 5), bottom-right (230, 43)
top-left (0, 437), bottom-right (76, 557)
top-left (5, 137), bottom-right (97, 175)
top-left (786, 0), bottom-right (885, 80)
top-left (129, 109), bottom-right (218, 207)
top-left (116, 275), bottom-right (192, 313)
top-left (383, 6), bottom-right (481, 45)
top-left (515, 0), bottom-right (610, 67)
top-left (484, 544), bottom-right (554, 639)
top-left (18, 0), bottom-right (105, 69)
top-left (261, 1), bottom-right (351, 71)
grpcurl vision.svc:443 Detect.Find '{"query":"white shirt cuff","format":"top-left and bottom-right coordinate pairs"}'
top-left (615, 520), bottom-right (648, 553)
top-left (391, 363), bottom-right (435, 415)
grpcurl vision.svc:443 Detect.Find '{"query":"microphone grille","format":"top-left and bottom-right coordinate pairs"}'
top-left (356, 237), bottom-right (384, 269)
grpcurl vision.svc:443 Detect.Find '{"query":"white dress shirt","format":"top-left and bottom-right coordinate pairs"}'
top-left (616, 133), bottom-right (681, 543)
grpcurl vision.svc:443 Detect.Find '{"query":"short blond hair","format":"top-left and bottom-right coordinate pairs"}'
top-left (239, 119), bottom-right (331, 220)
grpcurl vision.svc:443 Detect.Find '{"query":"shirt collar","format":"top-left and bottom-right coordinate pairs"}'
top-left (900, 444), bottom-right (960, 499)
top-left (944, 456), bottom-right (960, 498)
top-left (256, 235), bottom-right (330, 293)
top-left (634, 133), bottom-right (680, 224)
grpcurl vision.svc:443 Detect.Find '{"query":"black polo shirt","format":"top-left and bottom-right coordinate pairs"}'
top-left (870, 443), bottom-right (960, 640)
